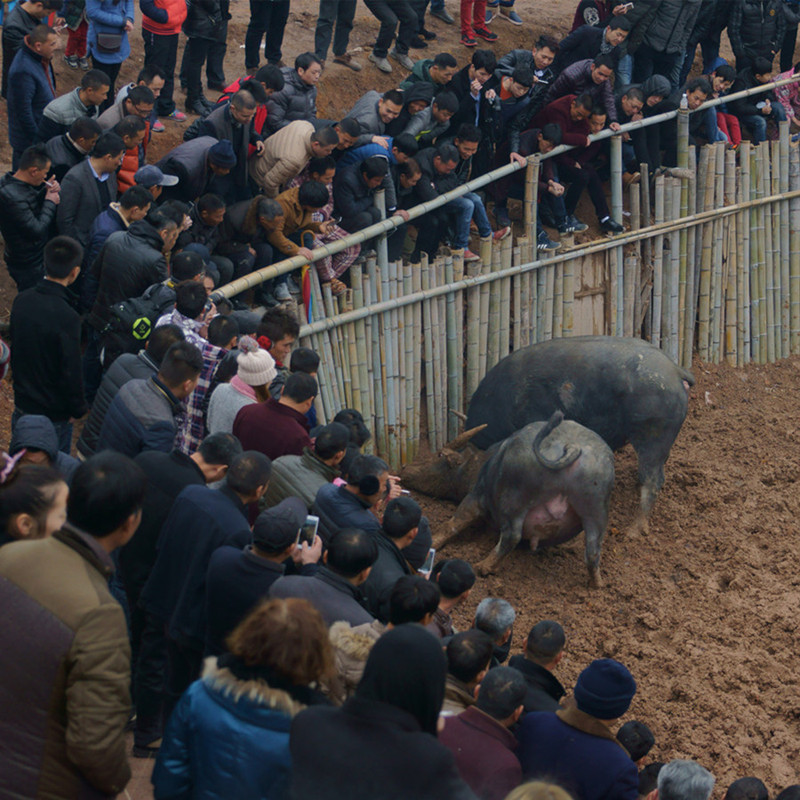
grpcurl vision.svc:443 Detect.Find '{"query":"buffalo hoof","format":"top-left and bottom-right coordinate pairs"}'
top-left (476, 556), bottom-right (500, 576)
top-left (625, 514), bottom-right (650, 538)
top-left (588, 565), bottom-right (603, 589)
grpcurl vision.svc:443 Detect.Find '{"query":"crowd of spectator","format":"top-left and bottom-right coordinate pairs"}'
top-left (1, 0), bottom-right (799, 797)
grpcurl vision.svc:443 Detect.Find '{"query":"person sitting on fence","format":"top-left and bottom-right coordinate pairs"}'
top-left (729, 56), bottom-right (787, 144)
top-left (658, 77), bottom-right (712, 165)
top-left (553, 15), bottom-right (631, 74)
top-left (388, 159), bottom-right (423, 260)
top-left (545, 54), bottom-right (619, 127)
top-left (402, 91), bottom-right (460, 147)
top-left (774, 61), bottom-right (800, 131)
top-left (346, 88), bottom-right (405, 146)
top-left (615, 86), bottom-right (644, 182)
top-left (701, 62), bottom-right (739, 147)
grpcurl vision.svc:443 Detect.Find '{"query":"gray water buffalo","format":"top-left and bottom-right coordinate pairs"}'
top-left (404, 336), bottom-right (693, 536)
top-left (445, 412), bottom-right (615, 585)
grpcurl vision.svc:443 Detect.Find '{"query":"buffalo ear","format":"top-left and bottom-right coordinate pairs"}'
top-left (440, 449), bottom-right (464, 468)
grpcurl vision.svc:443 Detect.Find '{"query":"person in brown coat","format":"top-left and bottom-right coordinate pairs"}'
top-left (440, 666), bottom-right (526, 800)
top-left (233, 371), bottom-right (317, 461)
top-left (266, 181), bottom-right (336, 261)
top-left (0, 452), bottom-right (147, 799)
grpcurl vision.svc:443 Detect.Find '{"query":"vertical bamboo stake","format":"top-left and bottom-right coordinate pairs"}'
top-left (652, 175), bottom-right (666, 347)
top-left (748, 145), bottom-right (761, 361)
top-left (411, 262), bottom-right (423, 459)
top-left (684, 144), bottom-right (698, 368)
top-left (445, 257), bottom-right (459, 442)
top-left (763, 141), bottom-right (777, 362)
top-left (499, 238), bottom-right (513, 358)
top-left (779, 121), bottom-right (791, 358)
top-left (757, 145), bottom-right (771, 363)
top-left (452, 252), bottom-right (465, 421)
top-left (478, 239), bottom-right (492, 378)
top-left (724, 148), bottom-right (738, 365)
top-left (381, 264), bottom-right (397, 468)
top-left (610, 135), bottom-right (623, 226)
top-left (513, 246), bottom-right (522, 349)
top-left (710, 142), bottom-right (725, 362)
top-left (421, 254), bottom-right (436, 451)
top-left (668, 178), bottom-right (681, 363)
top-left (629, 182), bottom-right (641, 337)
top-left (562, 243), bottom-right (574, 336)
top-left (465, 256), bottom-right (481, 400)
top-left (789, 142), bottom-right (800, 352)
top-left (525, 156), bottom-right (541, 242)
top-left (697, 146), bottom-right (712, 360)
top-left (402, 261), bottom-right (414, 461)
top-left (487, 240), bottom-right (502, 366)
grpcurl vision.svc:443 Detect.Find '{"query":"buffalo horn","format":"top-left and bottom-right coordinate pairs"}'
top-left (449, 409), bottom-right (468, 423)
top-left (444, 424), bottom-right (488, 452)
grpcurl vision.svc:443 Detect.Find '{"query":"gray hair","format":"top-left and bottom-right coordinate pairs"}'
top-left (658, 760), bottom-right (715, 800)
top-left (475, 598), bottom-right (516, 640)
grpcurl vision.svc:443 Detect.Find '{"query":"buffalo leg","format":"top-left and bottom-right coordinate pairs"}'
top-left (476, 515), bottom-right (524, 576)
top-left (582, 511), bottom-right (608, 589)
top-left (437, 494), bottom-right (483, 550)
top-left (630, 443), bottom-right (669, 535)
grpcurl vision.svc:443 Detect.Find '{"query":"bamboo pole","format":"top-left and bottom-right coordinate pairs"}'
top-left (710, 142), bottom-right (725, 362)
top-left (487, 240), bottom-right (502, 366)
top-left (740, 142), bottom-right (752, 363)
top-left (402, 260), bottom-right (414, 461)
top-left (445, 257), bottom-right (459, 442)
top-left (629, 182), bottom-right (641, 337)
top-left (499, 238), bottom-right (513, 358)
top-left (724, 148), bottom-right (738, 365)
top-left (697, 146), bottom-right (712, 360)
top-left (652, 175), bottom-right (666, 347)
top-left (640, 162), bottom-right (653, 339)
top-left (684, 144), bottom-right (698, 368)
top-left (381, 263), bottom-right (398, 468)
top-left (421, 254), bottom-right (436, 451)
top-left (525, 156), bottom-right (541, 242)
top-left (478, 238), bottom-right (492, 378)
top-left (465, 253), bottom-right (481, 400)
top-left (762, 142), bottom-right (777, 362)
top-left (411, 261), bottom-right (423, 460)
top-left (668, 178), bottom-right (681, 363)
top-left (757, 145), bottom-right (771, 363)
top-left (779, 121), bottom-right (791, 358)
top-left (790, 142), bottom-right (800, 353)
top-left (610, 135), bottom-right (623, 226)
top-left (513, 245), bottom-right (522, 349)
top-left (452, 252), bottom-right (465, 420)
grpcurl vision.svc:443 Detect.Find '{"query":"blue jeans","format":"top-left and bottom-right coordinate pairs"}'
top-left (449, 196), bottom-right (475, 249)
top-left (704, 107), bottom-right (728, 143)
top-left (12, 409), bottom-right (73, 455)
top-left (616, 53), bottom-right (632, 86)
top-left (463, 191), bottom-right (492, 238)
top-left (743, 103), bottom-right (787, 144)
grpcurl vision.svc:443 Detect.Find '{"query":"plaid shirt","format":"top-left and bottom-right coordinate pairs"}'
top-left (176, 340), bottom-right (229, 454)
top-left (156, 308), bottom-right (206, 349)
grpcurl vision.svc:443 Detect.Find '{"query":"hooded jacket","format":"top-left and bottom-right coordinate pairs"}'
top-left (326, 619), bottom-right (385, 705)
top-left (9, 414), bottom-right (80, 482)
top-left (0, 524), bottom-right (131, 799)
top-left (265, 67), bottom-right (318, 134)
top-left (290, 626), bottom-right (478, 800)
top-left (153, 656), bottom-right (324, 800)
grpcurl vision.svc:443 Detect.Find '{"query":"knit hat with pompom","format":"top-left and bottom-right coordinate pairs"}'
top-left (237, 335), bottom-right (277, 387)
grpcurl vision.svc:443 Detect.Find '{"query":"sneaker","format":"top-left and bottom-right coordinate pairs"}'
top-left (485, 7), bottom-right (495, 23)
top-left (409, 35), bottom-right (429, 49)
top-left (499, 8), bottom-right (523, 23)
top-left (421, 28), bottom-right (437, 40)
top-left (537, 231), bottom-right (561, 251)
top-left (333, 53), bottom-right (362, 71)
top-left (493, 226), bottom-right (511, 241)
top-left (274, 282), bottom-right (292, 302)
top-left (369, 52), bottom-right (393, 73)
top-left (461, 33), bottom-right (477, 47)
top-left (623, 170), bottom-right (641, 188)
top-left (558, 214), bottom-right (588, 234)
top-left (78, 57), bottom-right (91, 70)
top-left (286, 275), bottom-right (301, 294)
top-left (151, 119), bottom-right (165, 133)
top-left (473, 26), bottom-right (498, 41)
top-left (600, 217), bottom-right (624, 234)
top-left (463, 248), bottom-right (481, 262)
top-left (389, 49), bottom-right (415, 70)
top-left (167, 109), bottom-right (187, 121)
top-left (494, 206), bottom-right (511, 228)
top-left (63, 54), bottom-right (79, 69)
top-left (430, 6), bottom-right (455, 23)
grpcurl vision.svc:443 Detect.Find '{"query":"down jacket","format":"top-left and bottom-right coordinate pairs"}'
top-left (9, 414), bottom-right (81, 482)
top-left (0, 171), bottom-right (57, 274)
top-left (7, 39), bottom-right (56, 156)
top-left (152, 657), bottom-right (314, 800)
top-left (0, 524), bottom-right (131, 799)
top-left (265, 67), bottom-right (318, 134)
top-left (1, 3), bottom-right (38, 98)
top-left (326, 619), bottom-right (384, 705)
top-left (636, 0), bottom-right (702, 54)
top-left (729, 0), bottom-right (786, 63)
top-left (77, 350), bottom-right (159, 458)
top-left (261, 446), bottom-right (340, 510)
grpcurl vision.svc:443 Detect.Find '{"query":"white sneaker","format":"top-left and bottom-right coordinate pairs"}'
top-left (274, 283), bottom-right (292, 301)
top-left (389, 49), bottom-right (415, 70)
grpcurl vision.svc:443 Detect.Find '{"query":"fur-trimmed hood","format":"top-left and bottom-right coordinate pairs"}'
top-left (325, 620), bottom-right (385, 706)
top-left (201, 657), bottom-right (307, 719)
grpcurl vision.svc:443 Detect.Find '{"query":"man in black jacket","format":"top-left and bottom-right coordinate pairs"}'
top-left (333, 156), bottom-right (393, 234)
top-left (507, 620), bottom-right (567, 713)
top-left (1, 0), bottom-right (61, 98)
top-left (729, 0), bottom-right (784, 71)
top-left (45, 117), bottom-right (103, 182)
top-left (553, 16), bottom-right (631, 73)
top-left (157, 137), bottom-right (237, 203)
top-left (0, 144), bottom-right (60, 290)
top-left (10, 236), bottom-right (86, 453)
top-left (362, 496), bottom-right (420, 622)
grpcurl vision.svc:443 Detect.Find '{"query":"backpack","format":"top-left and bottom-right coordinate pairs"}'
top-left (101, 282), bottom-right (176, 368)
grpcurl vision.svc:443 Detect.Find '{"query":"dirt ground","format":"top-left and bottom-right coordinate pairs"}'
top-left (3, 0), bottom-right (800, 796)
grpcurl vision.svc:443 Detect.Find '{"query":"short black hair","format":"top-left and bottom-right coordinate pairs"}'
top-left (476, 666), bottom-right (527, 720)
top-left (333, 408), bottom-right (371, 446)
top-left (776, 788), bottom-right (800, 800)
top-left (28, 24), bottom-right (54, 45)
top-left (314, 422), bottom-right (350, 460)
top-left (19, 143), bottom-right (50, 171)
top-left (290, 346), bottom-right (320, 374)
top-left (208, 315), bottom-right (238, 347)
top-left (399, 158), bottom-right (421, 177)
top-left (346, 454), bottom-right (389, 493)
top-left (158, 341), bottom-right (203, 387)
top-left (81, 69), bottom-right (110, 90)
top-left (724, 778), bottom-right (769, 800)
top-left (238, 78), bottom-right (269, 105)
top-left (713, 64), bottom-right (737, 82)
top-left (433, 91), bottom-right (459, 114)
top-left (172, 251), bottom-right (206, 282)
top-left (511, 67), bottom-right (534, 88)
top-left (295, 51), bottom-right (322, 71)
top-left (392, 132), bottom-right (419, 156)
top-left (44, 236), bottom-right (83, 279)
top-left (92, 132), bottom-right (126, 158)
top-left (447, 630), bottom-right (494, 683)
top-left (115, 114), bottom-right (147, 140)
top-left (226, 451), bottom-right (272, 495)
top-left (159, 199), bottom-right (190, 227)
top-left (119, 185), bottom-right (153, 211)
top-left (752, 56), bottom-right (773, 75)
top-left (337, 117), bottom-right (361, 137)
top-left (388, 575), bottom-right (440, 625)
top-left (590, 105), bottom-right (607, 120)
top-left (174, 280), bottom-right (208, 320)
top-left (258, 307), bottom-right (300, 342)
top-left (435, 143), bottom-right (459, 164)
top-left (639, 764), bottom-right (665, 796)
top-left (283, 372), bottom-right (318, 403)
top-left (607, 14), bottom-right (632, 30)
top-left (592, 53), bottom-right (615, 71)
top-left (197, 432), bottom-right (243, 466)
top-left (455, 123), bottom-right (481, 143)
top-left (622, 86), bottom-right (644, 103)
top-left (255, 63), bottom-right (285, 90)
top-left (146, 324), bottom-right (185, 364)
top-left (383, 89), bottom-right (405, 106)
top-left (298, 180), bottom-right (330, 208)
top-left (308, 155), bottom-right (337, 176)
top-left (145, 206), bottom-right (178, 233)
top-left (574, 92), bottom-right (594, 111)
top-left (617, 720), bottom-right (655, 762)
top-left (127, 85), bottom-right (155, 106)
top-left (525, 619), bottom-right (565, 662)
top-left (197, 193), bottom-right (226, 215)
top-left (434, 558), bottom-right (475, 598)
top-left (433, 52), bottom-right (457, 69)
top-left (360, 156), bottom-right (389, 179)
top-left (472, 49), bottom-right (496, 72)
top-left (540, 122), bottom-right (563, 146)
top-left (231, 89), bottom-right (257, 110)
top-left (68, 116), bottom-right (103, 141)
top-left (327, 527), bottom-right (379, 577)
top-left (535, 34), bottom-right (559, 53)
top-left (382, 496), bottom-right (422, 539)
top-left (686, 76), bottom-right (712, 95)
top-left (137, 64), bottom-right (166, 84)
top-left (311, 126), bottom-right (340, 146)
top-left (68, 452), bottom-right (147, 538)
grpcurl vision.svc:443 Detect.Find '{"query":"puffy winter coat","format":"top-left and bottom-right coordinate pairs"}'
top-left (312, 483), bottom-right (382, 544)
top-left (1, 3), bottom-right (38, 98)
top-left (157, 135), bottom-right (220, 203)
top-left (182, 0), bottom-right (229, 41)
top-left (0, 524), bottom-right (132, 799)
top-left (729, 0), bottom-right (786, 62)
top-left (117, 132), bottom-right (149, 192)
top-left (265, 67), bottom-right (318, 134)
top-left (45, 132), bottom-right (88, 182)
top-left (88, 219), bottom-right (168, 332)
top-left (140, 0), bottom-right (187, 36)
top-left (261, 446), bottom-right (340, 510)
top-left (639, 0), bottom-right (702, 53)
top-left (0, 171), bottom-right (57, 274)
top-left (78, 349), bottom-right (159, 457)
top-left (152, 658), bottom-right (307, 800)
top-left (326, 619), bottom-right (384, 705)
top-left (6, 39), bottom-right (56, 154)
top-left (9, 414), bottom-right (81, 482)
top-left (86, 0), bottom-right (134, 64)
top-left (37, 88), bottom-right (99, 142)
